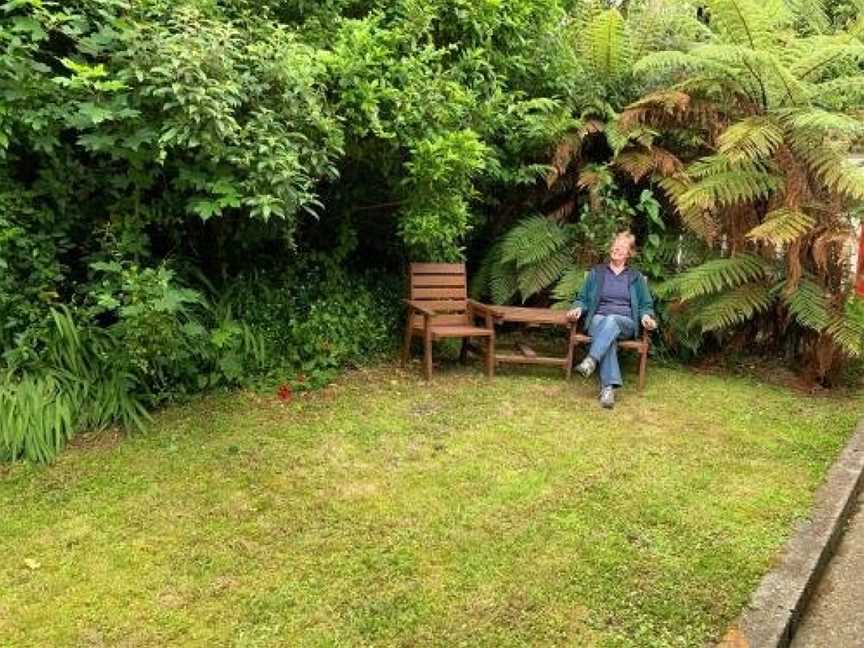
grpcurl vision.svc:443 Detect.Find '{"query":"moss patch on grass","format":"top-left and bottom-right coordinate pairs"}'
top-left (1, 363), bottom-right (861, 647)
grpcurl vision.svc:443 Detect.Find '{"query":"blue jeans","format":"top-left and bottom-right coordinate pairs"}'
top-left (587, 314), bottom-right (636, 388)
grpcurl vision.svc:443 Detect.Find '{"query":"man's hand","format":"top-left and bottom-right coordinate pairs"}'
top-left (566, 308), bottom-right (582, 322)
top-left (641, 314), bottom-right (657, 330)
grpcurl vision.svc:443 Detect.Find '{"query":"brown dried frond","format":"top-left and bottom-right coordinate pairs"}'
top-left (577, 168), bottom-right (602, 191)
top-left (582, 119), bottom-right (605, 135)
top-left (545, 134), bottom-right (583, 188)
top-left (614, 149), bottom-right (654, 182)
top-left (812, 226), bottom-right (856, 272)
top-left (786, 240), bottom-right (803, 294)
top-left (621, 90), bottom-right (691, 127)
top-left (621, 91), bottom-right (728, 142)
top-left (614, 145), bottom-right (683, 182)
top-left (546, 200), bottom-right (576, 223)
top-left (726, 204), bottom-right (760, 253)
top-left (651, 146), bottom-right (684, 177)
top-left (775, 144), bottom-right (813, 211)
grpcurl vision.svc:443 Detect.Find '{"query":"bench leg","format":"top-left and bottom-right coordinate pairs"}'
top-left (423, 327), bottom-right (433, 380)
top-left (459, 339), bottom-right (468, 365)
top-left (401, 318), bottom-right (413, 368)
top-left (485, 335), bottom-right (495, 378)
top-left (638, 349), bottom-right (647, 391)
top-left (565, 326), bottom-right (576, 379)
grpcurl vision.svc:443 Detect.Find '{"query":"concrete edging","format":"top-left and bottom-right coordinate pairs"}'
top-left (718, 419), bottom-right (864, 648)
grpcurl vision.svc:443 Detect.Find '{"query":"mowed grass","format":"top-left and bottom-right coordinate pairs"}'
top-left (1, 362), bottom-right (861, 647)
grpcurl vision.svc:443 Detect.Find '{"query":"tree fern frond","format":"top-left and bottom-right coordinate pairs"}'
top-left (793, 141), bottom-right (864, 200)
top-left (691, 282), bottom-right (775, 332)
top-left (552, 267), bottom-right (588, 306)
top-left (718, 116), bottom-right (785, 162)
top-left (775, 277), bottom-right (830, 330)
top-left (678, 168), bottom-right (783, 210)
top-left (790, 40), bottom-right (864, 81)
top-left (705, 0), bottom-right (790, 50)
top-left (813, 76), bottom-right (864, 111)
top-left (785, 0), bottom-right (830, 35)
top-left (614, 149), bottom-right (655, 181)
top-left (620, 90), bottom-right (693, 129)
top-left (825, 300), bottom-right (864, 357)
top-left (585, 8), bottom-right (631, 79)
top-left (516, 248), bottom-right (574, 302)
top-left (673, 254), bottom-right (772, 300)
top-left (603, 120), bottom-right (632, 156)
top-left (783, 108), bottom-right (864, 137)
top-left (658, 175), bottom-right (719, 241)
top-left (490, 266), bottom-right (519, 305)
top-left (633, 50), bottom-right (711, 77)
top-left (500, 215), bottom-right (569, 268)
top-left (746, 207), bottom-right (816, 245)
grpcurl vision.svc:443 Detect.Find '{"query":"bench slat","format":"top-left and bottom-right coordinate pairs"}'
top-left (412, 275), bottom-right (466, 287)
top-left (411, 263), bottom-right (465, 274)
top-left (412, 287), bottom-right (467, 299)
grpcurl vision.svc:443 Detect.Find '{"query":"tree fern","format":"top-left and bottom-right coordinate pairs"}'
top-left (475, 216), bottom-right (575, 304)
top-left (626, 0), bottom-right (864, 379)
top-left (775, 277), bottom-right (830, 330)
top-left (718, 116), bottom-right (785, 162)
top-left (500, 215), bottom-right (570, 268)
top-left (825, 301), bottom-right (864, 357)
top-left (792, 141), bottom-right (864, 199)
top-left (783, 107), bottom-right (864, 136)
top-left (584, 8), bottom-right (631, 80)
top-left (691, 282), bottom-right (775, 331)
top-left (552, 267), bottom-right (588, 307)
top-left (746, 207), bottom-right (816, 245)
top-left (516, 247), bottom-right (574, 303)
top-left (785, 0), bottom-right (830, 35)
top-left (663, 254), bottom-right (772, 300)
top-left (705, 0), bottom-right (790, 50)
top-left (678, 168), bottom-right (783, 211)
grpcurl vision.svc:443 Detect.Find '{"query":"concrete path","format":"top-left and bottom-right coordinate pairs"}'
top-left (791, 493), bottom-right (864, 647)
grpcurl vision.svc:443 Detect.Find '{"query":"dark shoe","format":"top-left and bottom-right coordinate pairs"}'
top-left (599, 386), bottom-right (615, 409)
top-left (576, 356), bottom-right (597, 378)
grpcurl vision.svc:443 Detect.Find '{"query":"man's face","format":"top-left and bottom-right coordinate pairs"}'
top-left (610, 240), bottom-right (631, 264)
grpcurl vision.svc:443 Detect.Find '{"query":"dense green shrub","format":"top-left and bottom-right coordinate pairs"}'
top-left (0, 308), bottom-right (149, 463)
top-left (226, 261), bottom-right (402, 388)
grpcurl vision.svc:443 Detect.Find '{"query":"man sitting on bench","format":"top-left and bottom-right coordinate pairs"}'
top-left (566, 231), bottom-right (657, 409)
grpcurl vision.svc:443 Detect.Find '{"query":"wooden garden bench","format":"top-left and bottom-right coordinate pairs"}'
top-left (401, 263), bottom-right (500, 379)
top-left (488, 306), bottom-right (651, 389)
top-left (569, 329), bottom-right (651, 390)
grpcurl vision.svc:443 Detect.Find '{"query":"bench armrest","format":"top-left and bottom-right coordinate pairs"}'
top-left (466, 299), bottom-right (504, 318)
top-left (403, 299), bottom-right (436, 317)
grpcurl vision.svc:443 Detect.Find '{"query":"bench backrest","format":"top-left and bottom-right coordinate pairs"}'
top-left (409, 263), bottom-right (469, 327)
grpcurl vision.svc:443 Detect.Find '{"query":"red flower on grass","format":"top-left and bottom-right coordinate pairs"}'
top-left (277, 384), bottom-right (293, 402)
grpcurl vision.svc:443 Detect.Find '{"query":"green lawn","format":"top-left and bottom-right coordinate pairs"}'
top-left (1, 362), bottom-right (861, 647)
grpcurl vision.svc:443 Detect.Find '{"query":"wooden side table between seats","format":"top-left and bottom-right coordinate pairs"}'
top-left (489, 306), bottom-right (576, 378)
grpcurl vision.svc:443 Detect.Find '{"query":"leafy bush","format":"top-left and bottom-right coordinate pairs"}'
top-left (226, 261), bottom-right (402, 388)
top-left (0, 308), bottom-right (149, 463)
